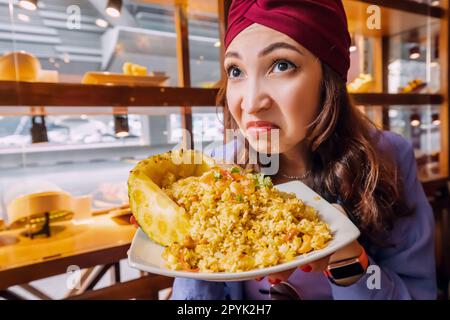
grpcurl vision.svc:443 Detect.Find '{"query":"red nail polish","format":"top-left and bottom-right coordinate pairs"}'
top-left (300, 265), bottom-right (312, 272)
top-left (268, 278), bottom-right (281, 285)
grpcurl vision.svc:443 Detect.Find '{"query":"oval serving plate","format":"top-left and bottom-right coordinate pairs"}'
top-left (128, 180), bottom-right (360, 282)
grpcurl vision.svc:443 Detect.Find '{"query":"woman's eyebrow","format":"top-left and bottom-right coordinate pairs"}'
top-left (258, 42), bottom-right (304, 57)
top-left (224, 51), bottom-right (241, 59)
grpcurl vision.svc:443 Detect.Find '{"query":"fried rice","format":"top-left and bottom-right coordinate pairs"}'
top-left (161, 166), bottom-right (332, 273)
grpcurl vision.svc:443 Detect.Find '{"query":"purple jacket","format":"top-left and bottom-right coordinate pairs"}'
top-left (170, 131), bottom-right (437, 300)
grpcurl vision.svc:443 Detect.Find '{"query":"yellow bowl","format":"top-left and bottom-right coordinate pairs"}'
top-left (0, 51), bottom-right (41, 82)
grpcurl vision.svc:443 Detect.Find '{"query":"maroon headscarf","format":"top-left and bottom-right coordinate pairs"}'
top-left (224, 0), bottom-right (351, 81)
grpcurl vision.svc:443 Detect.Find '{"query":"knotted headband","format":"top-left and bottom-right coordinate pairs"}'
top-left (224, 0), bottom-right (351, 81)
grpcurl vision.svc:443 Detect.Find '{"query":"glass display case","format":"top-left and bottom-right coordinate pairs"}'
top-left (0, 0), bottom-right (448, 300)
top-left (0, 0), bottom-right (223, 300)
top-left (341, 0), bottom-right (449, 182)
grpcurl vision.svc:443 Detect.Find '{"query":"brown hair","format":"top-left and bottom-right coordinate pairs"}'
top-left (216, 63), bottom-right (412, 246)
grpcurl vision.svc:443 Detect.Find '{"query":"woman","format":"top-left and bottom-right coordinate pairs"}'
top-left (166, 0), bottom-right (436, 299)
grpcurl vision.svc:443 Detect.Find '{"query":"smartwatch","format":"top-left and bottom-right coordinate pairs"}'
top-left (324, 247), bottom-right (369, 286)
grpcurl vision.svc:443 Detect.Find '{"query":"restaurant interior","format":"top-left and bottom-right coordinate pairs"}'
top-left (0, 0), bottom-right (449, 300)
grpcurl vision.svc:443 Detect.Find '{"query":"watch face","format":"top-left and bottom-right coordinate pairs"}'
top-left (329, 263), bottom-right (365, 280)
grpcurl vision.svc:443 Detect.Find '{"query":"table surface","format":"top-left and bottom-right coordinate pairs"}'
top-left (0, 212), bottom-right (136, 289)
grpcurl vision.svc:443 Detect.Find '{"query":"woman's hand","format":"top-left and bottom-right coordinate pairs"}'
top-left (263, 204), bottom-right (363, 285)
top-left (130, 214), bottom-right (139, 227)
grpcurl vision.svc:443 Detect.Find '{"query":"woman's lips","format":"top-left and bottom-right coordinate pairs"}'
top-left (246, 121), bottom-right (279, 135)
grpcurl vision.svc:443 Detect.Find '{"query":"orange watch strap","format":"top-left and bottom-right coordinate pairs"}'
top-left (359, 246), bottom-right (369, 270)
top-left (324, 246), bottom-right (369, 278)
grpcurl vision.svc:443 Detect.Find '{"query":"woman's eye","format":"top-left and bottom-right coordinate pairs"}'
top-left (271, 60), bottom-right (296, 73)
top-left (227, 66), bottom-right (243, 79)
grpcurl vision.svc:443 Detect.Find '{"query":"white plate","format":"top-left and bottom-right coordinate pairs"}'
top-left (128, 180), bottom-right (360, 282)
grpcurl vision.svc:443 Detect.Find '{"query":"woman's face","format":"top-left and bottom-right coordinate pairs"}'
top-left (225, 23), bottom-right (323, 154)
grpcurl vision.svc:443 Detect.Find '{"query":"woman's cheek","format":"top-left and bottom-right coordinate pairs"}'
top-left (226, 93), bottom-right (243, 126)
top-left (278, 94), bottom-right (315, 146)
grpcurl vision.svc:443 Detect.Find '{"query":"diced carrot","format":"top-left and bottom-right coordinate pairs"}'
top-left (183, 235), bottom-right (197, 249)
top-left (284, 228), bottom-right (298, 241)
top-left (220, 169), bottom-right (232, 179)
top-left (231, 173), bottom-right (243, 181)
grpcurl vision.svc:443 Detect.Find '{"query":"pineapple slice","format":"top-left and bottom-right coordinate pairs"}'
top-left (128, 149), bottom-right (216, 246)
top-left (122, 62), bottom-right (133, 75)
top-left (122, 62), bottom-right (147, 76)
top-left (131, 64), bottom-right (147, 76)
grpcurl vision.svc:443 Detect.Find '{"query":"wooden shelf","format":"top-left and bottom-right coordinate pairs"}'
top-left (351, 93), bottom-right (444, 105)
top-left (0, 82), bottom-right (444, 108)
top-left (0, 81), bottom-right (218, 107)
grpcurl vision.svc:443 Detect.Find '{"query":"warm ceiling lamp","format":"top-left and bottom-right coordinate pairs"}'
top-left (408, 29), bottom-right (421, 60)
top-left (30, 116), bottom-right (48, 143)
top-left (409, 45), bottom-right (421, 60)
top-left (349, 34), bottom-right (357, 53)
top-left (410, 113), bottom-right (421, 127)
top-left (432, 113), bottom-right (440, 126)
top-left (96, 18), bottom-right (108, 28)
top-left (106, 0), bottom-right (122, 18)
top-left (114, 115), bottom-right (129, 138)
top-left (17, 13), bottom-right (30, 22)
top-left (19, 0), bottom-right (37, 11)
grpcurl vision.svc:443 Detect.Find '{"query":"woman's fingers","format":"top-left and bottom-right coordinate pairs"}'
top-left (300, 255), bottom-right (331, 272)
top-left (130, 214), bottom-right (139, 227)
top-left (263, 255), bottom-right (331, 284)
top-left (264, 268), bottom-right (296, 284)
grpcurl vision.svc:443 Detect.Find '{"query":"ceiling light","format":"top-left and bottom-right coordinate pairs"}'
top-left (349, 34), bottom-right (357, 53)
top-left (30, 116), bottom-right (48, 143)
top-left (432, 113), bottom-right (440, 126)
top-left (17, 13), bottom-right (30, 22)
top-left (106, 0), bottom-right (122, 18)
top-left (96, 18), bottom-right (108, 28)
top-left (410, 113), bottom-right (421, 127)
top-left (409, 45), bottom-right (421, 60)
top-left (114, 115), bottom-right (129, 138)
top-left (18, 0), bottom-right (37, 11)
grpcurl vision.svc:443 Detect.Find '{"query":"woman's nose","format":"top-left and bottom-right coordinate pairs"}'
top-left (242, 81), bottom-right (272, 114)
